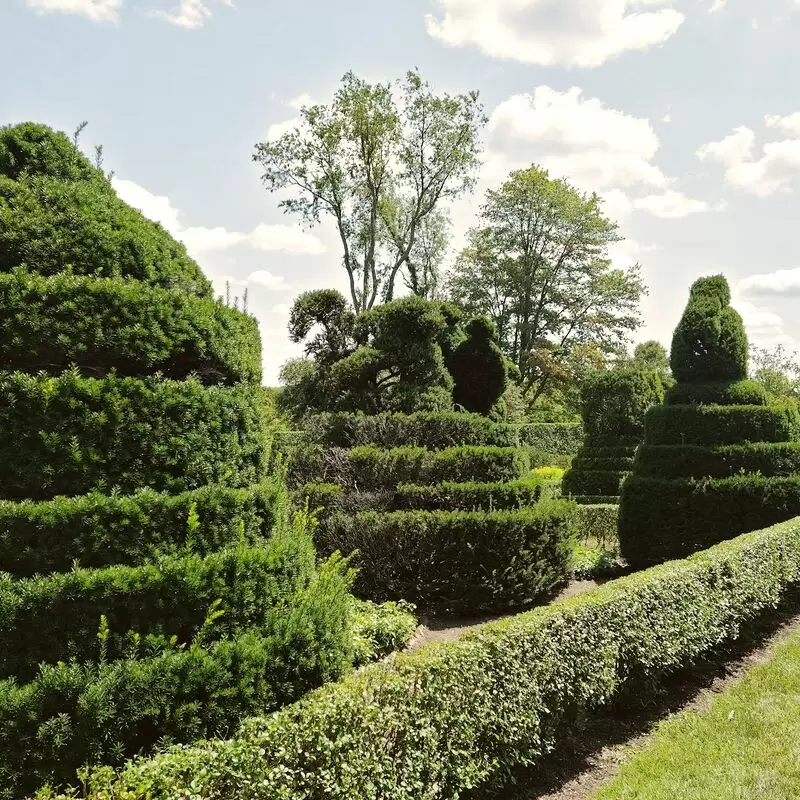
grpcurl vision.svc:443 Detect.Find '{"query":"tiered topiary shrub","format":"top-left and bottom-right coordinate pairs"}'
top-left (562, 368), bottom-right (664, 503)
top-left (0, 123), bottom-right (354, 799)
top-left (619, 275), bottom-right (800, 568)
top-left (291, 411), bottom-right (574, 614)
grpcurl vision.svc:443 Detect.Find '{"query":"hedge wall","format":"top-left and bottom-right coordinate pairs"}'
top-left (316, 501), bottom-right (574, 613)
top-left (0, 271), bottom-right (261, 384)
top-left (391, 479), bottom-right (552, 512)
top-left (65, 515), bottom-right (800, 800)
top-left (1, 556), bottom-right (354, 800)
top-left (0, 371), bottom-right (267, 500)
top-left (303, 411), bottom-right (519, 450)
top-left (562, 468), bottom-right (628, 498)
top-left (517, 423), bottom-right (583, 456)
top-left (665, 379), bottom-right (766, 407)
top-left (0, 482), bottom-right (287, 576)
top-left (288, 445), bottom-right (530, 490)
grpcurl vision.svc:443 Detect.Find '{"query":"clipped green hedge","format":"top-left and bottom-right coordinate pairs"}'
top-left (316, 501), bottom-right (574, 613)
top-left (562, 469), bottom-right (628, 497)
top-left (620, 474), bottom-right (800, 567)
top-left (517, 423), bottom-right (583, 456)
top-left (1, 557), bottom-right (354, 800)
top-left (0, 174), bottom-right (211, 296)
top-left (644, 404), bottom-right (800, 446)
top-left (288, 445), bottom-right (530, 490)
top-left (634, 441), bottom-right (800, 480)
top-left (665, 379), bottom-right (767, 407)
top-left (570, 504), bottom-right (619, 551)
top-left (391, 479), bottom-right (550, 512)
top-left (0, 371), bottom-right (267, 500)
top-left (68, 516), bottom-right (800, 800)
top-left (570, 456), bottom-right (635, 472)
top-left (0, 540), bottom-right (316, 681)
top-left (0, 481), bottom-right (287, 576)
top-left (303, 411), bottom-right (519, 449)
top-left (0, 271), bottom-right (261, 384)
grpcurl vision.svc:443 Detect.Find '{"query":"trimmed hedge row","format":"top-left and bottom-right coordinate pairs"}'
top-left (0, 541), bottom-right (315, 681)
top-left (1, 558), bottom-right (354, 800)
top-left (634, 441), bottom-right (800, 480)
top-left (0, 371), bottom-right (267, 500)
top-left (391, 479), bottom-right (552, 512)
top-left (302, 411), bottom-right (519, 449)
top-left (316, 501), bottom-right (574, 613)
top-left (69, 516), bottom-right (800, 800)
top-left (570, 456), bottom-right (635, 472)
top-left (0, 482), bottom-right (287, 577)
top-left (517, 423), bottom-right (583, 456)
top-left (620, 474), bottom-right (800, 567)
top-left (562, 469), bottom-right (628, 497)
top-left (288, 445), bottom-right (530, 490)
top-left (0, 174), bottom-right (212, 296)
top-left (644, 404), bottom-right (800, 446)
top-left (570, 504), bottom-right (619, 551)
top-left (665, 379), bottom-right (767, 407)
top-left (0, 271), bottom-right (261, 384)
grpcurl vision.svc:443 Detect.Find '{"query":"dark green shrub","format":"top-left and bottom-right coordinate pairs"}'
top-left (68, 516), bottom-right (800, 800)
top-left (569, 456), bottom-right (635, 472)
top-left (303, 411), bottom-right (518, 449)
top-left (391, 479), bottom-right (549, 512)
top-left (0, 371), bottom-right (267, 500)
top-left (350, 599), bottom-right (418, 667)
top-left (620, 474), bottom-right (800, 567)
top-left (0, 539), bottom-right (317, 680)
top-left (670, 275), bottom-right (748, 384)
top-left (665, 379), bottom-right (766, 406)
top-left (517, 423), bottom-right (583, 455)
top-left (0, 557), bottom-right (354, 800)
top-left (448, 316), bottom-right (508, 415)
top-left (0, 482), bottom-right (287, 576)
top-left (316, 501), bottom-right (574, 613)
top-left (643, 404), bottom-right (800, 446)
top-left (562, 469), bottom-right (628, 497)
top-left (0, 176), bottom-right (211, 296)
top-left (0, 271), bottom-right (261, 383)
top-left (570, 504), bottom-right (619, 550)
top-left (634, 442), bottom-right (800, 480)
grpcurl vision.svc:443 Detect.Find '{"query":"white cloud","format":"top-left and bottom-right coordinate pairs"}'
top-left (633, 190), bottom-right (711, 218)
top-left (111, 177), bottom-right (326, 258)
top-left (697, 122), bottom-right (800, 196)
top-left (662, 112), bottom-right (673, 123)
top-left (765, 112), bottom-right (800, 136)
top-left (709, 0), bottom-right (727, 11)
top-left (26, 0), bottom-right (120, 21)
top-left (739, 267), bottom-right (800, 297)
top-left (266, 117), bottom-right (301, 141)
top-left (271, 303), bottom-right (291, 314)
top-left (150, 0), bottom-right (233, 29)
top-left (424, 0), bottom-right (685, 68)
top-left (248, 270), bottom-right (288, 289)
top-left (288, 93), bottom-right (314, 110)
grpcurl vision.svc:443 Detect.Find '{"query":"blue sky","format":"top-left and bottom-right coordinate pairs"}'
top-left (4, 0), bottom-right (800, 382)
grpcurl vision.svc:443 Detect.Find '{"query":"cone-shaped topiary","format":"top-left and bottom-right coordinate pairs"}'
top-left (620, 274), bottom-right (800, 568)
top-left (448, 316), bottom-right (508, 416)
top-left (562, 368), bottom-right (663, 502)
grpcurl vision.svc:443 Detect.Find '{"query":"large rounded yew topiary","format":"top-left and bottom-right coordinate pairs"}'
top-left (620, 274), bottom-right (800, 568)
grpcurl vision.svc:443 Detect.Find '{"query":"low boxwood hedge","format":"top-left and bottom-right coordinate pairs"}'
top-left (619, 474), bottom-right (800, 567)
top-left (570, 503), bottom-right (619, 551)
top-left (562, 468), bottom-right (628, 497)
top-left (0, 540), bottom-right (316, 681)
top-left (391, 479), bottom-right (551, 512)
top-left (67, 516), bottom-right (800, 800)
top-left (644, 404), bottom-right (800, 446)
top-left (0, 271), bottom-right (261, 384)
top-left (302, 411), bottom-right (519, 449)
top-left (517, 423), bottom-right (583, 456)
top-left (0, 482), bottom-right (287, 576)
top-left (288, 445), bottom-right (530, 490)
top-left (569, 456), bottom-right (636, 472)
top-left (316, 501), bottom-right (574, 613)
top-left (664, 379), bottom-right (767, 407)
top-left (634, 441), bottom-right (800, 480)
top-left (0, 371), bottom-right (267, 500)
top-left (1, 557), bottom-right (354, 800)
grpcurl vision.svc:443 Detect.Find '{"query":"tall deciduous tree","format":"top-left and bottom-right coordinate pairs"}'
top-left (447, 166), bottom-right (645, 402)
top-left (254, 70), bottom-right (486, 313)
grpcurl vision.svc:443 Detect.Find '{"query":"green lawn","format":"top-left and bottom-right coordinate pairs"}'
top-left (592, 627), bottom-right (800, 800)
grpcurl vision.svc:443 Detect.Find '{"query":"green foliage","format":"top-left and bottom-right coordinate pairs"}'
top-left (392, 478), bottom-right (552, 512)
top-left (350, 598), bottom-right (418, 667)
top-left (0, 271), bottom-right (261, 383)
top-left (304, 410), bottom-right (518, 449)
top-left (643, 403), bottom-right (800, 446)
top-left (65, 517), bottom-right (800, 800)
top-left (0, 175), bottom-right (211, 296)
top-left (517, 423), bottom-right (583, 455)
top-left (1, 555), bottom-right (354, 800)
top-left (0, 371), bottom-right (268, 500)
top-left (670, 275), bottom-right (748, 384)
top-left (288, 444), bottom-right (530, 489)
top-left (570, 504), bottom-right (619, 550)
top-left (448, 316), bottom-right (508, 415)
top-left (562, 469), bottom-right (628, 497)
top-left (0, 482), bottom-right (287, 576)
top-left (629, 340), bottom-right (671, 379)
top-left (664, 379), bottom-right (766, 406)
top-left (570, 544), bottom-right (619, 579)
top-left (288, 289), bottom-right (356, 365)
top-left (317, 501), bottom-right (575, 612)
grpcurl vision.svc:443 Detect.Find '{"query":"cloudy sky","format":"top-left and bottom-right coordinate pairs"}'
top-left (3, 0), bottom-right (800, 382)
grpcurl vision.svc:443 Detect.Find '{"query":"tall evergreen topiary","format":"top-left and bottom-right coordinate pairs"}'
top-left (448, 316), bottom-right (508, 416)
top-left (0, 123), bottom-right (353, 798)
top-left (620, 274), bottom-right (800, 568)
top-left (562, 368), bottom-right (664, 502)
